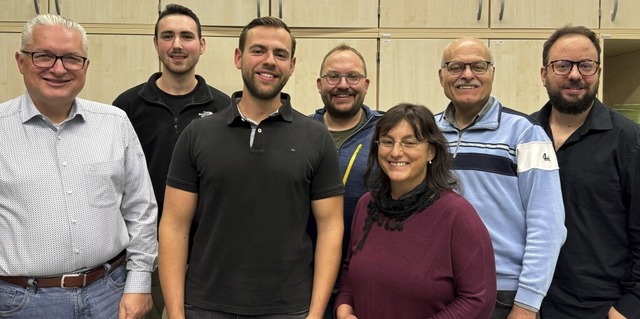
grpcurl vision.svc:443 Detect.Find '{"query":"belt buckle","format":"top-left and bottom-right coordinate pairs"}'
top-left (60, 273), bottom-right (87, 288)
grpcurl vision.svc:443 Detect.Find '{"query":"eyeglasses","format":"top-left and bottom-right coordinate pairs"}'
top-left (375, 138), bottom-right (427, 149)
top-left (20, 50), bottom-right (88, 70)
top-left (321, 72), bottom-right (366, 85)
top-left (545, 59), bottom-right (600, 76)
top-left (442, 61), bottom-right (493, 75)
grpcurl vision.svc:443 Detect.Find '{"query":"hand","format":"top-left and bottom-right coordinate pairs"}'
top-left (336, 304), bottom-right (358, 319)
top-left (608, 306), bottom-right (627, 319)
top-left (507, 305), bottom-right (537, 319)
top-left (118, 293), bottom-right (153, 319)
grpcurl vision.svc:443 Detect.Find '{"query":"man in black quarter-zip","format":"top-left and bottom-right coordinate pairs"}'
top-left (112, 4), bottom-right (230, 319)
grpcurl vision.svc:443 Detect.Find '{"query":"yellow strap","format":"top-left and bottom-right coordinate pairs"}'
top-left (342, 144), bottom-right (362, 185)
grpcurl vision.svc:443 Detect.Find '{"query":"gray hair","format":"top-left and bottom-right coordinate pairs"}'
top-left (21, 14), bottom-right (88, 54)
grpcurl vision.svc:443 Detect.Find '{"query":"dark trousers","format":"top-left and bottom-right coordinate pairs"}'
top-left (184, 305), bottom-right (308, 319)
top-left (492, 291), bottom-right (541, 319)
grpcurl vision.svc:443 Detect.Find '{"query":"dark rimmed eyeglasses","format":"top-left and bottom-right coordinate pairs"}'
top-left (545, 59), bottom-right (600, 76)
top-left (20, 50), bottom-right (88, 70)
top-left (321, 72), bottom-right (366, 85)
top-left (442, 60), bottom-right (493, 75)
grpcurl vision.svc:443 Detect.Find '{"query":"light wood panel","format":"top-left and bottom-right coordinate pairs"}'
top-left (54, 0), bottom-right (158, 24)
top-left (380, 0), bottom-right (488, 29)
top-left (601, 0), bottom-right (640, 29)
top-left (79, 34), bottom-right (159, 104)
top-left (163, 0), bottom-right (267, 27)
top-left (490, 39), bottom-right (549, 115)
top-left (378, 38), bottom-right (453, 113)
top-left (490, 0), bottom-right (599, 29)
top-left (274, 0), bottom-right (378, 28)
top-left (0, 0), bottom-right (41, 22)
top-left (0, 33), bottom-right (26, 101)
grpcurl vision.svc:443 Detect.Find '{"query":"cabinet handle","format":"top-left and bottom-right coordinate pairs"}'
top-left (498, 0), bottom-right (505, 21)
top-left (257, 0), bottom-right (261, 17)
top-left (278, 0), bottom-right (283, 19)
top-left (611, 0), bottom-right (619, 21)
top-left (34, 0), bottom-right (40, 14)
top-left (477, 0), bottom-right (483, 21)
top-left (54, 0), bottom-right (61, 15)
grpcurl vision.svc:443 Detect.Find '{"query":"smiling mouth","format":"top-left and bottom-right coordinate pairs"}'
top-left (389, 162), bottom-right (408, 166)
top-left (44, 78), bottom-right (70, 84)
top-left (455, 84), bottom-right (478, 89)
top-left (258, 72), bottom-right (276, 79)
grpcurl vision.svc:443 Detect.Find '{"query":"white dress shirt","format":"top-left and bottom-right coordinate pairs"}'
top-left (0, 93), bottom-right (157, 293)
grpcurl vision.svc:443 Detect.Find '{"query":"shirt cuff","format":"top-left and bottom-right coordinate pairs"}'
top-left (124, 270), bottom-right (152, 294)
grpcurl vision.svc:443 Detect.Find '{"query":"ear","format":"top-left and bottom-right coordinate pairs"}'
top-left (200, 37), bottom-right (206, 55)
top-left (234, 48), bottom-right (242, 70)
top-left (363, 78), bottom-right (371, 93)
top-left (540, 66), bottom-right (548, 87)
top-left (153, 37), bottom-right (159, 52)
top-left (316, 77), bottom-right (322, 91)
top-left (15, 51), bottom-right (25, 75)
top-left (438, 68), bottom-right (445, 87)
top-left (289, 56), bottom-right (296, 75)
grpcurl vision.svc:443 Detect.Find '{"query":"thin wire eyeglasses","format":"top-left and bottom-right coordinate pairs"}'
top-left (545, 60), bottom-right (600, 76)
top-left (442, 61), bottom-right (493, 75)
top-left (20, 50), bottom-right (88, 70)
top-left (375, 139), bottom-right (428, 149)
top-left (321, 72), bottom-right (366, 85)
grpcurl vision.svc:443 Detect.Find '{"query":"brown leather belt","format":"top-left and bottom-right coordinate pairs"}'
top-left (0, 251), bottom-right (126, 288)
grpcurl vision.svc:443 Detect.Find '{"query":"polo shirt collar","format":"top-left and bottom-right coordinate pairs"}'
top-left (227, 91), bottom-right (294, 125)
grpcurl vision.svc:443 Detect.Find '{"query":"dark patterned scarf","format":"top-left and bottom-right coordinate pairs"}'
top-left (355, 180), bottom-right (439, 251)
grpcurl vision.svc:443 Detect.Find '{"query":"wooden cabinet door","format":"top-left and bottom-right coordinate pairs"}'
top-left (0, 33), bottom-right (27, 101)
top-left (164, 0), bottom-right (268, 27)
top-left (601, 0), bottom-right (640, 29)
top-left (273, 0), bottom-right (378, 28)
top-left (378, 39), bottom-right (453, 113)
top-left (193, 36), bottom-right (243, 99)
top-left (380, 0), bottom-right (488, 28)
top-left (489, 39), bottom-right (548, 115)
top-left (0, 0), bottom-right (43, 22)
top-left (79, 34), bottom-right (159, 104)
top-left (490, 0), bottom-right (599, 29)
top-left (53, 0), bottom-right (158, 24)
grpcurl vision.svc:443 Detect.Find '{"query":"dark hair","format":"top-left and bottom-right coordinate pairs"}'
top-left (238, 17), bottom-right (296, 57)
top-left (155, 4), bottom-right (202, 39)
top-left (542, 25), bottom-right (600, 66)
top-left (364, 103), bottom-right (458, 199)
top-left (319, 43), bottom-right (367, 77)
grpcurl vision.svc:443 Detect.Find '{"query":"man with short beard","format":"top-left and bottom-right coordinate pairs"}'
top-left (310, 44), bottom-right (382, 318)
top-left (532, 25), bottom-right (640, 319)
top-left (159, 17), bottom-right (344, 319)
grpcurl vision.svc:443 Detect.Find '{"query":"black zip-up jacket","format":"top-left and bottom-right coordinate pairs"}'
top-left (113, 72), bottom-right (230, 223)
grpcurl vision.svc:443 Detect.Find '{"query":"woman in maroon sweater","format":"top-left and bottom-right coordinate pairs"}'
top-left (336, 103), bottom-right (496, 319)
